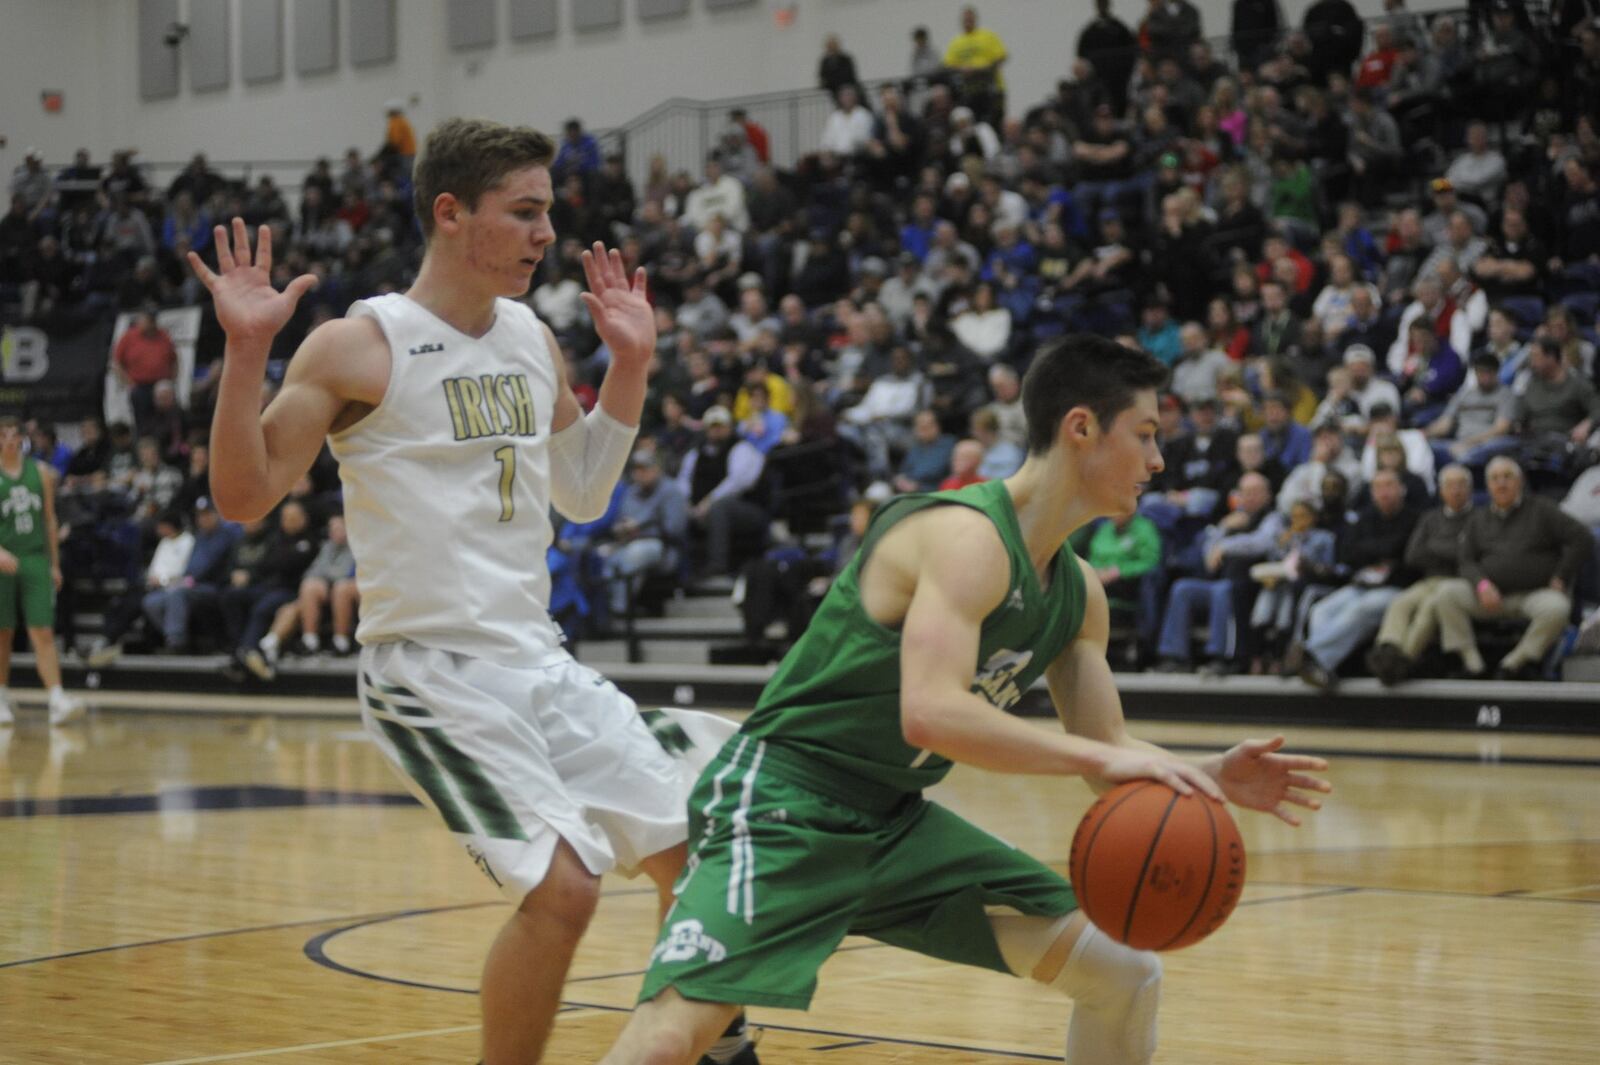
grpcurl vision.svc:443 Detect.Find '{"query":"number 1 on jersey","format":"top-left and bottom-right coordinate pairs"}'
top-left (493, 445), bottom-right (516, 522)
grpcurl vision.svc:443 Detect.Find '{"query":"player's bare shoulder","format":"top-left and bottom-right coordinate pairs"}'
top-left (860, 504), bottom-right (1009, 627)
top-left (289, 314), bottom-right (392, 434)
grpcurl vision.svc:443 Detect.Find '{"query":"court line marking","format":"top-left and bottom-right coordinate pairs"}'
top-left (140, 1023), bottom-right (483, 1064)
top-left (1250, 835), bottom-right (1600, 857)
top-left (0, 901), bottom-right (502, 972)
top-left (1500, 882), bottom-right (1600, 898)
top-left (0, 885), bottom-right (654, 973)
top-left (1248, 879), bottom-right (1600, 907)
top-left (558, 999), bottom-right (1062, 1062)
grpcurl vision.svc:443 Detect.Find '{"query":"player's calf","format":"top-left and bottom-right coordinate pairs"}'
top-left (600, 988), bottom-right (741, 1065)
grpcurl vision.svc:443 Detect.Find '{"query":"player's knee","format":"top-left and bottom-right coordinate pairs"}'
top-left (520, 852), bottom-right (601, 935)
top-left (631, 1027), bottom-right (698, 1065)
top-left (1048, 922), bottom-right (1162, 1008)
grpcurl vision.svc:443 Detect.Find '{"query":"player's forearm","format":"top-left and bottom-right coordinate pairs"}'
top-left (903, 691), bottom-right (1116, 777)
top-left (594, 353), bottom-right (649, 429)
top-left (209, 338), bottom-right (279, 520)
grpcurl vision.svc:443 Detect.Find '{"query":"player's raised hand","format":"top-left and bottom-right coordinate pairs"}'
top-left (187, 218), bottom-right (317, 346)
top-left (580, 241), bottom-right (654, 367)
top-left (1211, 735), bottom-right (1331, 827)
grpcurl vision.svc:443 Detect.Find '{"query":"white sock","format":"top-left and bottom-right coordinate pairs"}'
top-left (49, 685), bottom-right (66, 701)
top-left (1051, 923), bottom-right (1161, 1065)
top-left (260, 633), bottom-right (280, 660)
top-left (704, 1015), bottom-right (750, 1064)
top-left (331, 635), bottom-right (351, 653)
top-left (302, 633), bottom-right (321, 654)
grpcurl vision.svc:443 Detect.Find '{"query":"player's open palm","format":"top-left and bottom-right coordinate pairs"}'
top-left (187, 217), bottom-right (317, 346)
top-left (580, 242), bottom-right (654, 366)
top-left (1215, 735), bottom-right (1332, 826)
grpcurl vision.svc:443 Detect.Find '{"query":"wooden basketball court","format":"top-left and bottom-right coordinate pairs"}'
top-left (3, 698), bottom-right (1597, 1063)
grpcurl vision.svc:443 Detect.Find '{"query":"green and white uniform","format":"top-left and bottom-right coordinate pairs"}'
top-left (335, 294), bottom-right (729, 902)
top-left (0, 457), bottom-right (53, 629)
top-left (640, 479), bottom-right (1087, 1009)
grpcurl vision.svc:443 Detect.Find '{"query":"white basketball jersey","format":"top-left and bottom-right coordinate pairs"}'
top-left (331, 293), bottom-right (565, 666)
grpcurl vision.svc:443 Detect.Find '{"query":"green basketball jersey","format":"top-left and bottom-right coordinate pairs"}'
top-left (0, 458), bottom-right (47, 556)
top-left (742, 479), bottom-right (1087, 797)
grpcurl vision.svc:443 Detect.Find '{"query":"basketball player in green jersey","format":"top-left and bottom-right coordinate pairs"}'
top-left (0, 415), bottom-right (83, 725)
top-left (599, 335), bottom-right (1333, 1065)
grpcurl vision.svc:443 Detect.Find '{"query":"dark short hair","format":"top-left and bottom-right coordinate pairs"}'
top-left (412, 118), bottom-right (555, 241)
top-left (1471, 352), bottom-right (1501, 372)
top-left (1021, 335), bottom-right (1169, 455)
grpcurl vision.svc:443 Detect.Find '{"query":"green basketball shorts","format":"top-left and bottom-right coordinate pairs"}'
top-left (638, 738), bottom-right (1077, 1010)
top-left (0, 554), bottom-right (54, 629)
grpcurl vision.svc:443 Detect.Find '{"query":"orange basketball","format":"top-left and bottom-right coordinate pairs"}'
top-left (1068, 780), bottom-right (1246, 951)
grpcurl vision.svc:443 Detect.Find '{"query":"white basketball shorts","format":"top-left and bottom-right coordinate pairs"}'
top-left (358, 640), bottom-right (738, 902)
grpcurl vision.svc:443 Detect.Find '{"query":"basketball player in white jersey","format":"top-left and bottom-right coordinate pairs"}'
top-left (190, 119), bottom-right (755, 1065)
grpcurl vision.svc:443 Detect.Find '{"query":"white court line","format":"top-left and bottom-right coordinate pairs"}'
top-left (142, 1023), bottom-right (484, 1064)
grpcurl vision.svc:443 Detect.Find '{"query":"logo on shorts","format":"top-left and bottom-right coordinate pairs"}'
top-left (652, 919), bottom-right (727, 965)
top-left (465, 842), bottom-right (504, 888)
top-left (640, 709), bottom-right (693, 756)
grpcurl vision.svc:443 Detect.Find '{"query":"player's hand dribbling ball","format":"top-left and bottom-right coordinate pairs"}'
top-left (1069, 780), bottom-right (1246, 951)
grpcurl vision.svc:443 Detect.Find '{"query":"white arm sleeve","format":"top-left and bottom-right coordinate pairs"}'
top-left (547, 406), bottom-right (639, 523)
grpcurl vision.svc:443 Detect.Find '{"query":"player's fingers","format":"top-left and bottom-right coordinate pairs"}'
top-left (284, 273), bottom-right (319, 303)
top-left (186, 251), bottom-right (216, 288)
top-left (633, 265), bottom-right (648, 299)
top-left (580, 247), bottom-right (604, 294)
top-left (1278, 754), bottom-right (1330, 771)
top-left (1282, 791), bottom-right (1323, 810)
top-left (232, 217), bottom-right (251, 266)
top-left (213, 225), bottom-right (235, 272)
top-left (579, 292), bottom-right (605, 321)
top-left (1176, 764), bottom-right (1223, 802)
top-left (257, 224), bottom-right (273, 273)
top-left (1247, 735), bottom-right (1287, 754)
top-left (1288, 773), bottom-right (1333, 792)
top-left (1183, 763), bottom-right (1226, 802)
top-left (1272, 804), bottom-right (1304, 827)
top-left (609, 246), bottom-right (626, 287)
top-left (591, 241), bottom-right (615, 287)
top-left (1162, 769), bottom-right (1193, 796)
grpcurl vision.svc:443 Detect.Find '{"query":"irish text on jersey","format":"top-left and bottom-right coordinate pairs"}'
top-left (441, 374), bottom-right (538, 441)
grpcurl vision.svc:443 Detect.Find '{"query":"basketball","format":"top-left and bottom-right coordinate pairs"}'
top-left (1069, 781), bottom-right (1246, 951)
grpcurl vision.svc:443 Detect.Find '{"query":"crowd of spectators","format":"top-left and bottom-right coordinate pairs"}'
top-left (7, 2), bottom-right (1600, 684)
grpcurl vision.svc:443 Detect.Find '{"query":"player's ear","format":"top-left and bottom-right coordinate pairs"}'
top-left (433, 192), bottom-right (463, 235)
top-left (1058, 406), bottom-right (1095, 449)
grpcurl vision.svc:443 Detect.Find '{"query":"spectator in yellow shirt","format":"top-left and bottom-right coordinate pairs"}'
top-left (943, 6), bottom-right (1009, 123)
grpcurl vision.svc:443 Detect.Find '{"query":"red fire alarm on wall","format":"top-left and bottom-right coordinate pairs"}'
top-left (41, 91), bottom-right (63, 114)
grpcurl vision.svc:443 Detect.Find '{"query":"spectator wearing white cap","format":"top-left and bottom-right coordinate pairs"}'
top-left (1340, 344), bottom-right (1402, 424)
top-left (947, 105), bottom-right (1000, 161)
top-left (678, 406), bottom-right (768, 578)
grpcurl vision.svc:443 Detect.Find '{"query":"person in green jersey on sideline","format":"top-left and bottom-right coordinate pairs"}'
top-left (0, 415), bottom-right (83, 725)
top-left (598, 335), bottom-right (1334, 1065)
